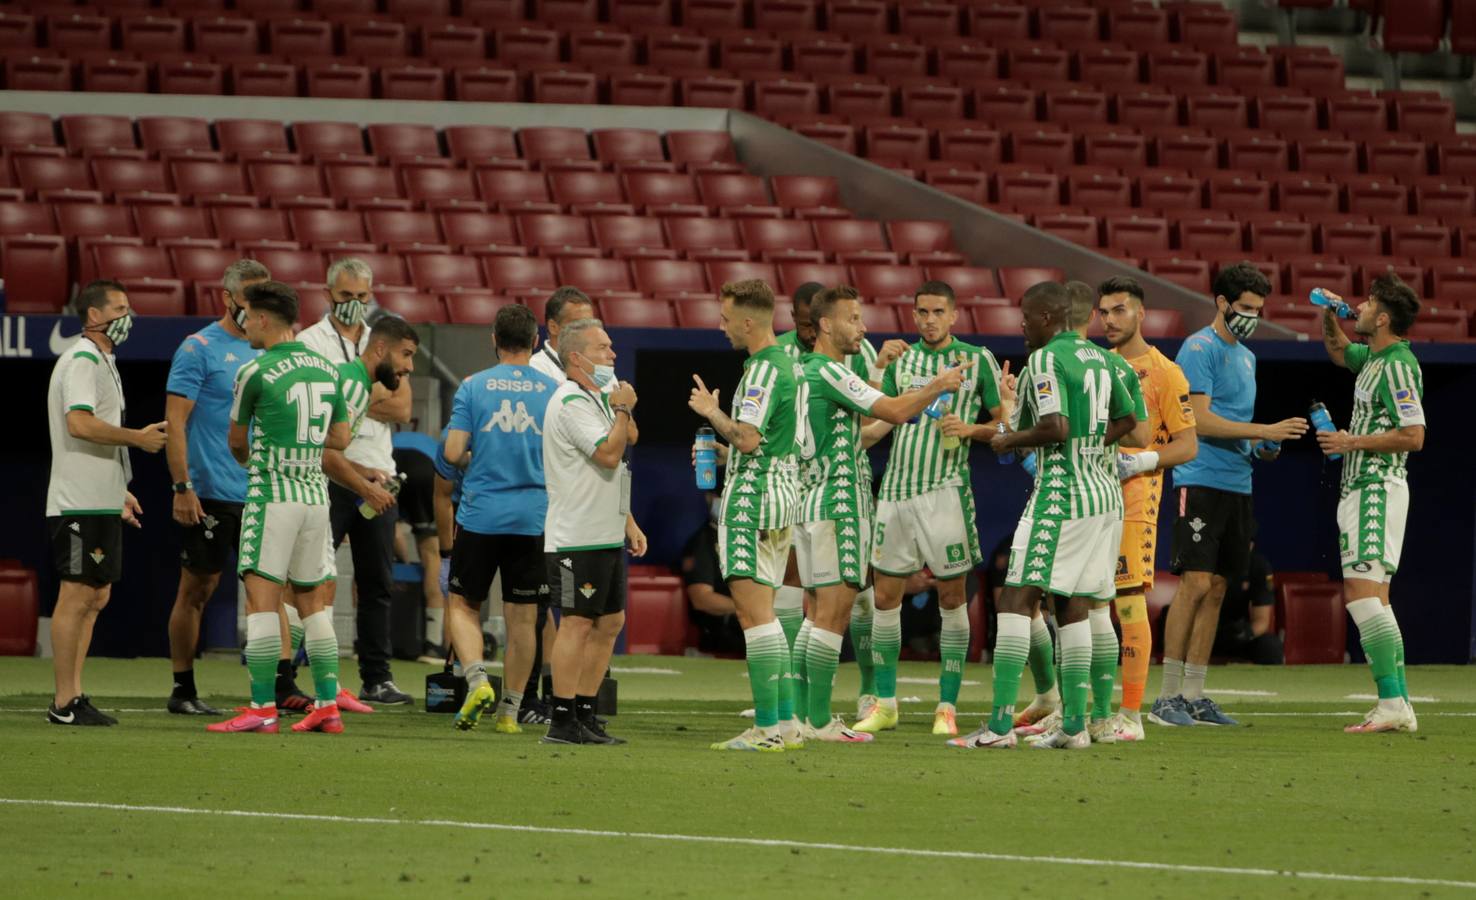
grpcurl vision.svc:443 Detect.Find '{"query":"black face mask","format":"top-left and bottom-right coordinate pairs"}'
top-left (374, 358), bottom-right (400, 390)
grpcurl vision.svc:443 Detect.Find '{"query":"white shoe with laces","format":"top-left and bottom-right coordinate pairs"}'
top-left (1031, 726), bottom-right (1091, 750)
top-left (856, 693), bottom-right (879, 722)
top-left (946, 724), bottom-right (1017, 749)
top-left (812, 715), bottom-right (875, 743)
top-left (1015, 709), bottom-right (1061, 737)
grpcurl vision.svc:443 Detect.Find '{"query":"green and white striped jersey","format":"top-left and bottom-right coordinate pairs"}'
top-left (337, 358), bottom-right (373, 440)
top-left (1011, 332), bottom-right (1134, 519)
top-left (231, 341), bottom-right (348, 505)
top-left (799, 352), bottom-right (884, 522)
top-left (1341, 341), bottom-right (1425, 497)
top-left (722, 344), bottom-right (803, 530)
top-left (780, 331), bottom-right (880, 509)
top-left (877, 337), bottom-right (1002, 501)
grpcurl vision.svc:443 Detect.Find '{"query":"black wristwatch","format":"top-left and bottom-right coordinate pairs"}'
top-left (172, 481), bottom-right (194, 494)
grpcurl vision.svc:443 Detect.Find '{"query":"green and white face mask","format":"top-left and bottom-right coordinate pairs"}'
top-left (332, 299), bottom-right (367, 327)
top-left (98, 312), bottom-right (133, 347)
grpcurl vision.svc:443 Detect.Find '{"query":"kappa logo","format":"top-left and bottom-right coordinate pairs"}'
top-left (241, 527), bottom-right (258, 540)
top-left (841, 554), bottom-right (856, 565)
top-left (224, 352), bottom-right (238, 363)
top-left (1027, 571), bottom-right (1044, 582)
top-left (1032, 543), bottom-right (1050, 554)
top-left (832, 423), bottom-right (847, 433)
top-left (480, 399), bottom-right (543, 435)
top-left (1045, 504), bottom-right (1064, 515)
top-left (560, 557), bottom-right (573, 569)
top-left (578, 582), bottom-right (596, 599)
top-left (1046, 479), bottom-right (1066, 489)
top-left (69, 521), bottom-right (81, 534)
top-left (833, 502), bottom-right (852, 514)
top-left (1035, 530), bottom-right (1053, 541)
top-left (1046, 492), bottom-right (1065, 502)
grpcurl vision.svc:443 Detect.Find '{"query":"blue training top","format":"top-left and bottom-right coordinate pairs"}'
top-left (1172, 325), bottom-right (1258, 496)
top-left (165, 321), bottom-right (260, 503)
top-left (447, 362), bottom-right (558, 536)
top-left (392, 429), bottom-right (440, 461)
top-left (433, 425), bottom-right (463, 505)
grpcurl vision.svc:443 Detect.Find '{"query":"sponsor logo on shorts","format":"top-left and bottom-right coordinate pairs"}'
top-left (1116, 555), bottom-right (1128, 577)
top-left (1352, 562), bottom-right (1373, 574)
top-left (946, 543), bottom-right (965, 563)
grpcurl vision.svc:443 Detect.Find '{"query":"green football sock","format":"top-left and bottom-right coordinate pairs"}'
top-left (284, 603), bottom-right (304, 655)
top-left (792, 619), bottom-right (813, 723)
top-left (1349, 598), bottom-right (1401, 700)
top-left (987, 613), bottom-right (1031, 735)
top-left (1028, 613), bottom-right (1057, 694)
top-left (744, 621), bottom-right (786, 729)
top-left (1058, 620), bottom-right (1092, 735)
top-left (1088, 606), bottom-right (1118, 722)
top-left (302, 610), bottom-right (340, 705)
top-left (774, 586), bottom-right (804, 650)
top-left (245, 612), bottom-right (281, 707)
top-left (1388, 608), bottom-right (1408, 700)
top-left (805, 627), bottom-right (843, 726)
top-left (851, 588), bottom-right (876, 697)
top-left (871, 604), bottom-right (900, 701)
top-left (938, 603), bottom-right (969, 707)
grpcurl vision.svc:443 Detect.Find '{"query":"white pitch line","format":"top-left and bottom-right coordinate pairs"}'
top-left (0, 798), bottom-right (1471, 891)
top-left (2, 708), bottom-right (1476, 718)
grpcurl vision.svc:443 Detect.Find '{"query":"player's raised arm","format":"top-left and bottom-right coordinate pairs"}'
top-left (868, 359), bottom-right (973, 424)
top-left (1319, 289), bottom-right (1353, 369)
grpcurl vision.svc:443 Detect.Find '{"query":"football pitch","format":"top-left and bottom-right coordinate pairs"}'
top-left (1, 656), bottom-right (1473, 899)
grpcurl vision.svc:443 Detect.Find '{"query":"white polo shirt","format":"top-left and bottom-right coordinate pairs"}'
top-left (298, 315), bottom-right (397, 474)
top-left (46, 335), bottom-right (130, 516)
top-left (529, 344), bottom-right (566, 384)
top-left (542, 380), bottom-right (629, 552)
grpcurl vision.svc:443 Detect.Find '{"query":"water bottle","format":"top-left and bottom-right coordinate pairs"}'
top-left (995, 421), bottom-right (1015, 464)
top-left (694, 426), bottom-right (717, 489)
top-left (1254, 440), bottom-right (1280, 458)
top-left (1021, 452), bottom-right (1038, 478)
top-left (1309, 287), bottom-right (1354, 320)
top-left (924, 392), bottom-right (958, 450)
top-left (358, 472), bottom-right (405, 519)
top-left (1308, 401), bottom-right (1341, 461)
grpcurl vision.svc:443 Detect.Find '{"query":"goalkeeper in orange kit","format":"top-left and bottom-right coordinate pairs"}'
top-left (1096, 277), bottom-right (1199, 741)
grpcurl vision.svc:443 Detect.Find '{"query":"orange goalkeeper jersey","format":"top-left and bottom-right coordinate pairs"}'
top-left (1120, 344), bottom-right (1196, 524)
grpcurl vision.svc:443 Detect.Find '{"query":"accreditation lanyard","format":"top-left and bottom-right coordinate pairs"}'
top-left (580, 384), bottom-right (631, 516)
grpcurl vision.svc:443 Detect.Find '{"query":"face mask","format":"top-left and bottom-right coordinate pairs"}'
top-left (95, 312), bottom-right (132, 347)
top-left (333, 299), bottom-right (366, 327)
top-left (373, 358), bottom-right (401, 390)
top-left (591, 364), bottom-right (616, 389)
top-left (1224, 307), bottom-right (1260, 341)
top-left (228, 302), bottom-right (248, 330)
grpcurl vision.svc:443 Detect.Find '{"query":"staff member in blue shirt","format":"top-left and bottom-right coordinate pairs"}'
top-left (1152, 262), bottom-right (1307, 728)
top-left (442, 305), bottom-right (559, 734)
top-left (163, 259), bottom-right (274, 715)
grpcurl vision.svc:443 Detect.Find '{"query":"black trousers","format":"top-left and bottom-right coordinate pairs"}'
top-left (329, 482), bottom-right (397, 685)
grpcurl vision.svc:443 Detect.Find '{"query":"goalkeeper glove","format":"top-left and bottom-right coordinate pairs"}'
top-left (1116, 450), bottom-right (1159, 481)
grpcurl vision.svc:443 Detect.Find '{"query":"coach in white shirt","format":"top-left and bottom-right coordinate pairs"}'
top-left (529, 286), bottom-right (593, 384)
top-left (298, 257), bottom-right (414, 705)
top-left (45, 280), bottom-right (167, 726)
top-left (540, 318), bottom-right (647, 745)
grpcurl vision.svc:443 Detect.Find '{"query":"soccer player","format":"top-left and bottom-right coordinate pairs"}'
top-left (1096, 276), bottom-right (1200, 742)
top-left (777, 281), bottom-right (902, 721)
top-left (1316, 276), bottom-right (1425, 734)
top-left (442, 305), bottom-right (558, 734)
top-left (954, 281), bottom-right (1138, 750)
top-left (794, 286), bottom-right (971, 742)
top-left (163, 260), bottom-right (269, 715)
top-left (299, 258), bottom-right (413, 705)
top-left (45, 280), bottom-right (165, 726)
top-left (1152, 263), bottom-right (1308, 727)
top-left (686, 279), bottom-right (803, 752)
top-left (541, 319), bottom-right (648, 745)
top-left (854, 280), bottom-right (1003, 737)
top-left (209, 282), bottom-right (352, 735)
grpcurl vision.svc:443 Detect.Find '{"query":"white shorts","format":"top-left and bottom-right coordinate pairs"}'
top-left (1005, 512), bottom-right (1119, 601)
top-left (718, 524), bottom-right (793, 588)
top-left (872, 485), bottom-right (980, 580)
top-left (238, 501), bottom-right (336, 586)
top-left (795, 517), bottom-right (871, 589)
top-left (1337, 481), bottom-right (1409, 583)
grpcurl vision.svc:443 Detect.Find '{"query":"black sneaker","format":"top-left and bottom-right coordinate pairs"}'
top-left (47, 696), bottom-right (110, 726)
top-left (275, 689), bottom-right (313, 714)
top-left (540, 719), bottom-right (587, 744)
top-left (167, 696), bottom-right (220, 716)
top-left (359, 681), bottom-right (413, 705)
top-left (579, 718), bottom-right (625, 745)
top-left (78, 695), bottom-right (118, 725)
top-left (518, 700), bottom-right (553, 726)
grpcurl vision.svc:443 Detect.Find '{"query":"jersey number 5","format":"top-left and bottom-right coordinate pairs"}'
top-left (286, 381), bottom-right (334, 445)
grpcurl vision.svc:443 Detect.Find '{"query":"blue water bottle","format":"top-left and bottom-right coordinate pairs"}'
top-left (995, 421), bottom-right (1015, 464)
top-left (694, 426), bottom-right (717, 489)
top-left (1309, 287), bottom-right (1354, 320)
top-left (1308, 401), bottom-right (1341, 461)
top-left (1020, 452), bottom-right (1038, 478)
top-left (925, 391), bottom-right (958, 450)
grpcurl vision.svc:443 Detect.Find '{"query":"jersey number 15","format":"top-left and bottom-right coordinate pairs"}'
top-left (286, 382), bottom-right (335, 445)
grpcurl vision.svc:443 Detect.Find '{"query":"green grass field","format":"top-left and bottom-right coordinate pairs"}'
top-left (2, 655), bottom-right (1474, 899)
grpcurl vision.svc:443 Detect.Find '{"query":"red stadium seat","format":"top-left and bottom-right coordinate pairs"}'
top-left (632, 258), bottom-right (708, 294)
top-left (94, 244), bottom-right (174, 281)
top-left (592, 129), bottom-right (665, 164)
top-left (408, 254), bottom-right (486, 291)
top-left (1036, 214), bottom-right (1101, 248)
top-left (742, 218), bottom-right (819, 260)
top-left (1389, 223), bottom-right (1452, 258)
top-left (305, 64), bottom-right (373, 100)
top-left (1105, 215), bottom-right (1170, 253)
top-left (452, 65), bottom-right (520, 103)
top-left (926, 266), bottom-right (998, 298)
top-left (375, 290), bottom-right (447, 324)
top-left (0, 201), bottom-right (57, 237)
top-left (1279, 582), bottom-right (1346, 665)
top-left (170, 245), bottom-right (243, 285)
top-left (249, 163), bottom-right (326, 203)
top-left (289, 209), bottom-right (366, 247)
top-left (324, 166), bottom-right (404, 205)
top-left (706, 260), bottom-right (780, 289)
top-left (852, 264), bottom-right (923, 299)
top-left (1288, 261), bottom-right (1354, 297)
top-left (697, 174), bottom-right (770, 211)
top-left (293, 122), bottom-right (367, 161)
top-left (445, 127), bottom-right (517, 164)
top-left (1347, 181), bottom-right (1410, 217)
top-left (1249, 219), bottom-right (1315, 256)
top-left (365, 210), bottom-right (441, 248)
top-left (625, 172), bottom-right (704, 215)
top-left (212, 207), bottom-right (292, 246)
top-left (0, 236), bottom-right (67, 311)
top-left (250, 248), bottom-right (323, 285)
top-left (558, 257), bottom-right (636, 293)
top-left (124, 277), bottom-right (188, 316)
top-left (56, 204), bottom-right (134, 240)
top-left (217, 120), bottom-right (290, 158)
top-left (777, 261), bottom-right (846, 293)
top-left (520, 127), bottom-right (592, 164)
top-left (675, 297), bottom-right (723, 329)
top-left (477, 170), bottom-right (555, 212)
top-left (971, 305), bottom-right (1024, 335)
top-left (998, 266), bottom-right (1064, 298)
top-left (92, 159), bottom-right (170, 199)
top-left (484, 256), bottom-right (558, 291)
top-left (591, 215), bottom-right (668, 253)
top-left (516, 213), bottom-right (594, 250)
top-left (367, 124), bottom-right (440, 163)
top-left (666, 217), bottom-right (743, 254)
top-left (666, 132), bottom-right (735, 168)
top-left (1321, 222), bottom-right (1385, 258)
top-left (444, 291), bottom-right (516, 325)
top-left (1414, 182), bottom-right (1475, 219)
top-left (1381, 0), bottom-right (1446, 55)
top-left (549, 171), bottom-right (626, 209)
top-left (814, 219), bottom-right (887, 254)
top-left (440, 211), bottom-right (516, 250)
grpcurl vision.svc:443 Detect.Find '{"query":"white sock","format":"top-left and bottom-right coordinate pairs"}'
top-left (774, 586), bottom-right (805, 613)
top-left (426, 607), bottom-right (444, 645)
top-left (1182, 662), bottom-right (1207, 701)
top-left (1160, 658), bottom-right (1185, 699)
top-left (499, 688), bottom-right (523, 716)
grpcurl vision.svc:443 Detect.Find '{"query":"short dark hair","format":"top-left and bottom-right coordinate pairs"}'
top-left (722, 278), bottom-right (775, 313)
top-left (1064, 280), bottom-right (1095, 328)
top-left (792, 282), bottom-right (825, 307)
top-left (244, 280), bottom-right (299, 327)
top-left (915, 280), bottom-right (955, 307)
top-left (1369, 272), bottom-right (1421, 336)
top-left (1022, 280), bottom-right (1069, 320)
top-left (1212, 262), bottom-right (1272, 304)
top-left (368, 313), bottom-right (420, 348)
top-left (811, 284), bottom-right (860, 324)
top-left (494, 303), bottom-right (538, 352)
top-left (545, 286), bottom-right (592, 326)
top-left (74, 279), bottom-right (126, 317)
top-left (1098, 276), bottom-right (1145, 304)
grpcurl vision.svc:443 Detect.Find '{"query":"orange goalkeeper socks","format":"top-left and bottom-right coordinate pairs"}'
top-left (1115, 593), bottom-right (1151, 713)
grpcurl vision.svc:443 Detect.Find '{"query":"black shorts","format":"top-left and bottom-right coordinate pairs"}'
top-left (449, 530), bottom-right (548, 605)
top-left (1169, 486), bottom-right (1254, 580)
top-left (547, 548), bottom-right (626, 619)
top-left (392, 448), bottom-right (437, 538)
top-left (179, 498), bottom-right (243, 575)
top-left (48, 514), bottom-right (122, 587)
